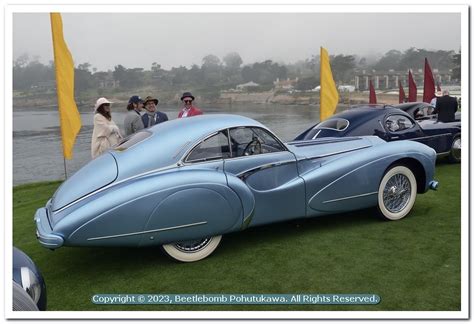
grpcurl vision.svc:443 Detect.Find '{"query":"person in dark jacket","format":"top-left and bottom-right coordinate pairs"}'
top-left (434, 90), bottom-right (458, 122)
top-left (142, 96), bottom-right (168, 128)
top-left (178, 92), bottom-right (203, 118)
top-left (123, 95), bottom-right (144, 136)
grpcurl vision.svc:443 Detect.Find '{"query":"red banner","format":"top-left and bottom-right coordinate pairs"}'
top-left (408, 70), bottom-right (417, 102)
top-left (423, 58), bottom-right (435, 103)
top-left (399, 81), bottom-right (406, 103)
top-left (369, 80), bottom-right (377, 104)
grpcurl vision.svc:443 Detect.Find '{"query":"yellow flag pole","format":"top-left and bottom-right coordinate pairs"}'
top-left (319, 47), bottom-right (339, 121)
top-left (50, 13), bottom-right (82, 179)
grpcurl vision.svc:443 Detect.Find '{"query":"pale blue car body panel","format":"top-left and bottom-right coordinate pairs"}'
top-left (35, 114), bottom-right (437, 250)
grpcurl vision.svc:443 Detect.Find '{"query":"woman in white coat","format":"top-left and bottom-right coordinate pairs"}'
top-left (91, 97), bottom-right (122, 159)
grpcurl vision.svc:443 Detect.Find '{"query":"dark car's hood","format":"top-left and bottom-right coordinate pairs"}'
top-left (51, 153), bottom-right (118, 211)
top-left (417, 119), bottom-right (461, 136)
top-left (286, 136), bottom-right (383, 160)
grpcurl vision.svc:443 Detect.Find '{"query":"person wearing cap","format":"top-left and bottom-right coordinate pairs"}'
top-left (142, 96), bottom-right (168, 128)
top-left (123, 95), bottom-right (145, 136)
top-left (91, 97), bottom-right (122, 159)
top-left (178, 92), bottom-right (203, 118)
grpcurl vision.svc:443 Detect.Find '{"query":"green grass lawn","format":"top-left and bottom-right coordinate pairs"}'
top-left (12, 163), bottom-right (461, 311)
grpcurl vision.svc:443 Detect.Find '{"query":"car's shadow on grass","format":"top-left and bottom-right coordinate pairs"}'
top-left (46, 208), bottom-right (383, 271)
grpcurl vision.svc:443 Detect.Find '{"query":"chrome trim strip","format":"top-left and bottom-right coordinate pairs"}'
top-left (322, 192), bottom-right (378, 204)
top-left (310, 155), bottom-right (393, 202)
top-left (236, 159), bottom-right (296, 180)
top-left (87, 221), bottom-right (208, 241)
top-left (297, 145), bottom-right (372, 162)
top-left (54, 163), bottom-right (178, 213)
top-left (311, 130), bottom-right (321, 139)
top-left (241, 205), bottom-right (256, 230)
top-left (287, 137), bottom-right (363, 147)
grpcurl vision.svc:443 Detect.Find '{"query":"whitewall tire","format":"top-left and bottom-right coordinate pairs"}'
top-left (162, 235), bottom-right (222, 262)
top-left (377, 165), bottom-right (417, 221)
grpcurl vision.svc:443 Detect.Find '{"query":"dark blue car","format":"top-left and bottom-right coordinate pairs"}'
top-left (13, 247), bottom-right (47, 311)
top-left (295, 105), bottom-right (461, 163)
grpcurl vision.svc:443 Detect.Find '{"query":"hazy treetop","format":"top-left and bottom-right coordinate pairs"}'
top-left (13, 12), bottom-right (461, 71)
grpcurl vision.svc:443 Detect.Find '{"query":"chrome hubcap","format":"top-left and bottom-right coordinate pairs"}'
top-left (174, 238), bottom-right (211, 253)
top-left (452, 138), bottom-right (461, 160)
top-left (383, 174), bottom-right (411, 213)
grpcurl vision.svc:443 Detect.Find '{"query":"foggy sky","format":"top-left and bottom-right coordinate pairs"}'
top-left (13, 12), bottom-right (461, 71)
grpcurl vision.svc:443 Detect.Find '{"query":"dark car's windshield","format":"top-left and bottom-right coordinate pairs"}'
top-left (314, 118), bottom-right (349, 131)
top-left (302, 118), bottom-right (349, 139)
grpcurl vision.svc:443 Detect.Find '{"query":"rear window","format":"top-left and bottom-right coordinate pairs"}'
top-left (114, 131), bottom-right (152, 151)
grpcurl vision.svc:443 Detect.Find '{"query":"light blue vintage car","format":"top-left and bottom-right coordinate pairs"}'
top-left (35, 114), bottom-right (438, 262)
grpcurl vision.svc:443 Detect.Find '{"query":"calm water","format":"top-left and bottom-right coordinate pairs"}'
top-left (12, 103), bottom-right (346, 185)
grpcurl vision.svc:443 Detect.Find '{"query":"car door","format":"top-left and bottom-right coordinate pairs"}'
top-left (223, 126), bottom-right (305, 227)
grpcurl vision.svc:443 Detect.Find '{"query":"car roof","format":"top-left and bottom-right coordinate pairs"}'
top-left (335, 106), bottom-right (401, 120)
top-left (148, 113), bottom-right (264, 137)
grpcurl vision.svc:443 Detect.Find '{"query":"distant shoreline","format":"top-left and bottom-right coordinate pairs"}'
top-left (12, 90), bottom-right (407, 109)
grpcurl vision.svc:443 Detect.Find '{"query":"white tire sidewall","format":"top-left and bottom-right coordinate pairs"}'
top-left (162, 235), bottom-right (222, 262)
top-left (378, 166), bottom-right (417, 220)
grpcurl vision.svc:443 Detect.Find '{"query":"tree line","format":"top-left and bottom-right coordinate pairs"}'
top-left (13, 48), bottom-right (460, 96)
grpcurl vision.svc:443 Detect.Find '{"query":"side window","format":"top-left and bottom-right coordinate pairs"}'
top-left (229, 127), bottom-right (285, 157)
top-left (384, 115), bottom-right (415, 133)
top-left (186, 131), bottom-right (230, 162)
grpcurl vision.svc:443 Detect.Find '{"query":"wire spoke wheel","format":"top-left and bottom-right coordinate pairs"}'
top-left (162, 235), bottom-right (222, 262)
top-left (449, 136), bottom-right (461, 163)
top-left (377, 165), bottom-right (417, 221)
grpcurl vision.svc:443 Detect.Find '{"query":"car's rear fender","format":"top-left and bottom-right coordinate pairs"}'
top-left (53, 169), bottom-right (243, 247)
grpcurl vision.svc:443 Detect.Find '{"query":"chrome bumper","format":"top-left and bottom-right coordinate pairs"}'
top-left (34, 207), bottom-right (63, 249)
top-left (429, 180), bottom-right (439, 191)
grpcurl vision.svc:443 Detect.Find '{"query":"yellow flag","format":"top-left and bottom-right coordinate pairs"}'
top-left (320, 47), bottom-right (339, 121)
top-left (50, 13), bottom-right (81, 160)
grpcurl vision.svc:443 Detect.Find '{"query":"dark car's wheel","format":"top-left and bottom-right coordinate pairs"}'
top-left (13, 281), bottom-right (39, 311)
top-left (162, 235), bottom-right (222, 262)
top-left (448, 135), bottom-right (461, 163)
top-left (377, 165), bottom-right (417, 221)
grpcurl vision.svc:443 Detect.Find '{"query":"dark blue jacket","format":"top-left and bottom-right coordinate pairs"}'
top-left (142, 111), bottom-right (168, 128)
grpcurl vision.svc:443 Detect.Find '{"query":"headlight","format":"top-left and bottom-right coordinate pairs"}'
top-left (20, 267), bottom-right (41, 303)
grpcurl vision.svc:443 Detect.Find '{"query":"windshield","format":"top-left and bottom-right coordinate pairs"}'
top-left (314, 118), bottom-right (349, 131)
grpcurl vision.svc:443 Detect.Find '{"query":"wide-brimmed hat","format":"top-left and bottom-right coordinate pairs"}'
top-left (94, 97), bottom-right (113, 111)
top-left (180, 92), bottom-right (195, 101)
top-left (128, 95), bottom-right (143, 104)
top-left (143, 96), bottom-right (159, 105)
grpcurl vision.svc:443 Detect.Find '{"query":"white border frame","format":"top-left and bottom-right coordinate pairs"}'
top-left (4, 3), bottom-right (469, 320)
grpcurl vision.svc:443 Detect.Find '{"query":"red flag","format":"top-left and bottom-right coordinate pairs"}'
top-left (408, 70), bottom-right (417, 102)
top-left (369, 80), bottom-right (377, 104)
top-left (437, 82), bottom-right (441, 92)
top-left (423, 58), bottom-right (435, 103)
top-left (399, 81), bottom-right (406, 103)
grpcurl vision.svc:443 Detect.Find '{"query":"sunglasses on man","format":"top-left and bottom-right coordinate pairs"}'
top-left (184, 100), bottom-right (193, 104)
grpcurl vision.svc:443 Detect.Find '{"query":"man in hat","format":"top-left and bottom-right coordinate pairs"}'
top-left (429, 90), bottom-right (443, 109)
top-left (434, 89), bottom-right (458, 123)
top-left (142, 96), bottom-right (168, 128)
top-left (178, 92), bottom-right (203, 118)
top-left (123, 95), bottom-right (145, 136)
